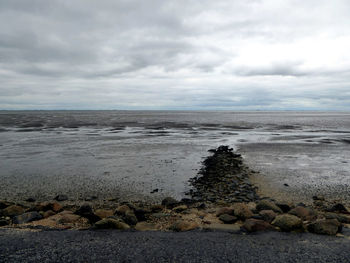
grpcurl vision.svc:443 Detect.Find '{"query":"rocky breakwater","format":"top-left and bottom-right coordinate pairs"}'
top-left (0, 146), bottom-right (349, 237)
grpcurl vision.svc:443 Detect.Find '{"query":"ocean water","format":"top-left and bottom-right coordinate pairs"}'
top-left (0, 111), bottom-right (349, 203)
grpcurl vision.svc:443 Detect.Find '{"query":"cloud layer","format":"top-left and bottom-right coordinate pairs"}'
top-left (1, 0), bottom-right (350, 110)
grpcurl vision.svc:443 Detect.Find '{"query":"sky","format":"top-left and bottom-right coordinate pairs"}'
top-left (0, 0), bottom-right (350, 110)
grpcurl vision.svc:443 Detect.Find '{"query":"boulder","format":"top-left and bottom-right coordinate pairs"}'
top-left (134, 208), bottom-right (151, 221)
top-left (161, 197), bottom-right (179, 208)
top-left (307, 219), bottom-right (342, 235)
top-left (324, 212), bottom-right (350, 224)
top-left (232, 203), bottom-right (253, 220)
top-left (75, 204), bottom-right (100, 223)
top-left (94, 218), bottom-right (130, 230)
top-left (276, 202), bottom-right (292, 213)
top-left (0, 219), bottom-right (10, 226)
top-left (272, 214), bottom-right (303, 232)
top-left (0, 200), bottom-right (13, 210)
top-left (327, 203), bottom-right (348, 213)
top-left (289, 206), bottom-right (317, 220)
top-left (54, 195), bottom-right (68, 202)
top-left (114, 205), bottom-right (132, 216)
top-left (25, 198), bottom-right (36, 202)
top-left (150, 205), bottom-right (164, 213)
top-left (13, 212), bottom-right (42, 224)
top-left (219, 214), bottom-right (237, 224)
top-left (243, 219), bottom-right (275, 232)
top-left (259, 210), bottom-right (277, 223)
top-left (2, 205), bottom-right (25, 217)
top-left (256, 200), bottom-right (282, 214)
top-left (135, 222), bottom-right (158, 231)
top-left (170, 220), bottom-right (199, 232)
top-left (172, 205), bottom-right (188, 213)
top-left (122, 211), bottom-right (138, 225)
top-left (216, 207), bottom-right (235, 217)
top-left (95, 209), bottom-right (114, 219)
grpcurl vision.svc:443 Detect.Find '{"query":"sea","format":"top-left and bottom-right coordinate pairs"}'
top-left (0, 111), bottom-right (349, 204)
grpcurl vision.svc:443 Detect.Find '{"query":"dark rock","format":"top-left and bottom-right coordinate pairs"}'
top-left (0, 219), bottom-right (10, 226)
top-left (150, 189), bottom-right (159, 194)
top-left (12, 212), bottom-right (42, 224)
top-left (172, 205), bottom-right (188, 213)
top-left (312, 195), bottom-right (325, 201)
top-left (134, 208), bottom-right (151, 221)
top-left (219, 214), bottom-right (237, 224)
top-left (0, 201), bottom-right (13, 210)
top-left (256, 200), bottom-right (282, 214)
top-left (259, 210), bottom-right (277, 223)
top-left (216, 207), bottom-right (235, 217)
top-left (75, 204), bottom-right (101, 223)
top-left (54, 195), bottom-right (68, 202)
top-left (324, 212), bottom-right (350, 224)
top-left (307, 219), bottom-right (342, 235)
top-left (161, 197), bottom-right (179, 208)
top-left (297, 203), bottom-right (306, 207)
top-left (276, 202), bottom-right (292, 213)
top-left (327, 203), bottom-right (348, 213)
top-left (243, 219), bottom-right (275, 232)
top-left (122, 211), bottom-right (138, 225)
top-left (94, 218), bottom-right (130, 230)
top-left (2, 205), bottom-right (25, 217)
top-left (272, 214), bottom-right (303, 232)
top-left (150, 205), bottom-right (164, 213)
top-left (289, 206), bottom-right (317, 220)
top-left (43, 210), bottom-right (56, 218)
top-left (25, 198), bottom-right (36, 202)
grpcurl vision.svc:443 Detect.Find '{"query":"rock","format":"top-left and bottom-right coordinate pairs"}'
top-left (243, 219), bottom-right (275, 232)
top-left (75, 204), bottom-right (100, 223)
top-left (12, 212), bottom-right (42, 224)
top-left (324, 212), bottom-right (350, 224)
top-left (216, 207), bottom-right (235, 217)
top-left (0, 201), bottom-right (13, 210)
top-left (0, 219), bottom-right (10, 226)
top-left (25, 198), bottom-right (36, 202)
top-left (95, 209), bottom-right (114, 219)
top-left (32, 202), bottom-right (62, 213)
top-left (115, 205), bottom-right (132, 216)
top-left (307, 219), bottom-right (342, 235)
top-left (54, 195), bottom-right (68, 201)
top-left (150, 205), bottom-right (164, 213)
top-left (256, 200), bottom-right (282, 214)
top-left (172, 205), bottom-right (188, 213)
top-left (289, 206), bottom-right (317, 220)
top-left (327, 203), bottom-right (348, 213)
top-left (135, 222), bottom-right (158, 231)
top-left (233, 203), bottom-right (253, 220)
top-left (134, 208), bottom-right (151, 221)
top-left (43, 210), bottom-right (56, 218)
top-left (84, 196), bottom-right (98, 201)
top-left (219, 214), bottom-right (237, 224)
top-left (151, 213), bottom-right (170, 219)
top-left (276, 202), bottom-right (292, 213)
top-left (161, 197), bottom-right (179, 208)
top-left (94, 218), bottom-right (130, 230)
top-left (203, 223), bottom-right (241, 233)
top-left (272, 214), bottom-right (303, 232)
top-left (170, 220), bottom-right (199, 232)
top-left (259, 210), bottom-right (277, 223)
top-left (2, 205), bottom-right (25, 217)
top-left (122, 211), bottom-right (138, 225)
top-left (312, 195), bottom-right (325, 201)
top-left (58, 212), bottom-right (85, 224)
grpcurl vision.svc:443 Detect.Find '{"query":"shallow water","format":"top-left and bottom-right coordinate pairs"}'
top-left (0, 111), bottom-right (349, 203)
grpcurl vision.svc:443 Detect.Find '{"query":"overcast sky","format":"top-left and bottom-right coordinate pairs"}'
top-left (0, 0), bottom-right (350, 110)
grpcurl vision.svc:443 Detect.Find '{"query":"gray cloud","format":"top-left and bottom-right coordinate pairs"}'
top-left (0, 0), bottom-right (350, 110)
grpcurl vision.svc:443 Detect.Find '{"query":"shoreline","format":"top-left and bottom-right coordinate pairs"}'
top-left (1, 146), bottom-right (350, 237)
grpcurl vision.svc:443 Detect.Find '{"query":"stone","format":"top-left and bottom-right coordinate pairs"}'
top-left (54, 195), bottom-right (68, 201)
top-left (307, 219), bottom-right (342, 235)
top-left (312, 195), bottom-right (325, 201)
top-left (0, 219), bottom-right (10, 226)
top-left (75, 204), bottom-right (100, 223)
top-left (259, 210), bottom-right (277, 223)
top-left (135, 222), bottom-right (158, 231)
top-left (134, 208), bottom-right (151, 221)
top-left (115, 205), bottom-right (132, 216)
top-left (272, 214), bottom-right (303, 232)
top-left (122, 211), bottom-right (138, 225)
top-left (25, 198), bottom-right (36, 202)
top-left (12, 212), bottom-right (42, 224)
top-left (151, 213), bottom-right (170, 219)
top-left (232, 203), bottom-right (253, 220)
top-left (150, 205), bottom-right (164, 213)
top-left (0, 200), bottom-right (13, 210)
top-left (327, 203), bottom-right (348, 213)
top-left (243, 219), bottom-right (275, 232)
top-left (324, 212), bottom-right (350, 224)
top-left (161, 197), bottom-right (179, 208)
top-left (95, 209), bottom-right (114, 219)
top-left (276, 202), bottom-right (292, 213)
top-left (170, 220), bottom-right (199, 232)
top-left (203, 223), bottom-right (241, 233)
top-left (216, 207), bottom-right (235, 217)
top-left (43, 210), bottom-right (56, 218)
top-left (256, 200), bottom-right (283, 213)
top-left (28, 211), bottom-right (89, 229)
top-left (219, 214), bottom-right (237, 224)
top-left (172, 205), bottom-right (188, 213)
top-left (2, 205), bottom-right (25, 217)
top-left (33, 202), bottom-right (62, 213)
top-left (94, 218), bottom-right (130, 230)
top-left (289, 206), bottom-right (317, 220)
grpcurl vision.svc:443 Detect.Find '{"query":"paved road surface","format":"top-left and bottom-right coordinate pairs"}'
top-left (0, 229), bottom-right (350, 262)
